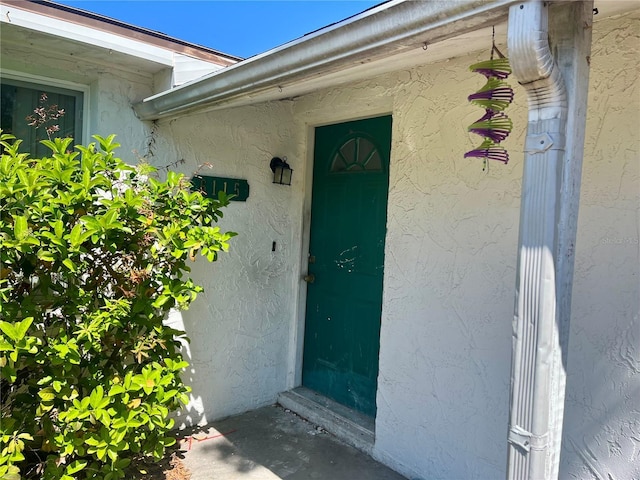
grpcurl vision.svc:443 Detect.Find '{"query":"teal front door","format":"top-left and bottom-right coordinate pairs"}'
top-left (302, 115), bottom-right (392, 417)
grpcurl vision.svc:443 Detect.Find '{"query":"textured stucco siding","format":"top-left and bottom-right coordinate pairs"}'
top-left (559, 12), bottom-right (640, 480)
top-left (152, 11), bottom-right (638, 479)
top-left (151, 103), bottom-right (302, 426)
top-left (286, 60), bottom-right (525, 479)
top-left (369, 12), bottom-right (639, 480)
top-left (375, 64), bottom-right (523, 480)
top-left (4, 9), bottom-right (636, 480)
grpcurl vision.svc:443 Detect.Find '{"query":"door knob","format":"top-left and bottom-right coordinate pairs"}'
top-left (303, 274), bottom-right (315, 284)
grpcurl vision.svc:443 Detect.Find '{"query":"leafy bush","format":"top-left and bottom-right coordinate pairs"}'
top-left (0, 132), bottom-right (235, 479)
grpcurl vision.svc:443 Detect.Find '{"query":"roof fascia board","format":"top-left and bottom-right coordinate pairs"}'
top-left (133, 0), bottom-right (520, 120)
top-left (2, 0), bottom-right (240, 65)
top-left (1, 3), bottom-right (175, 66)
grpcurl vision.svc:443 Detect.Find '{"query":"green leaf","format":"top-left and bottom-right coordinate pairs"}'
top-left (80, 215), bottom-right (101, 232)
top-left (84, 436), bottom-right (100, 447)
top-left (0, 337), bottom-right (13, 351)
top-left (102, 209), bottom-right (119, 227)
top-left (93, 134), bottom-right (121, 153)
top-left (0, 465), bottom-right (21, 480)
top-left (53, 219), bottom-right (65, 238)
top-left (0, 321), bottom-right (18, 342)
top-left (13, 215), bottom-right (28, 240)
top-left (69, 223), bottom-right (83, 247)
top-left (162, 436), bottom-right (176, 447)
top-left (152, 295), bottom-right (170, 308)
top-left (37, 249), bottom-right (56, 262)
top-left (107, 448), bottom-right (118, 463)
top-left (63, 258), bottom-right (77, 272)
top-left (62, 389), bottom-right (79, 401)
top-left (38, 387), bottom-right (56, 402)
top-left (89, 385), bottom-right (105, 409)
top-left (15, 317), bottom-right (33, 341)
top-left (82, 168), bottom-right (91, 190)
top-left (108, 385), bottom-right (126, 397)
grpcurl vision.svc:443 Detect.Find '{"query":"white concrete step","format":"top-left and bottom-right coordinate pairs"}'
top-left (278, 387), bottom-right (375, 455)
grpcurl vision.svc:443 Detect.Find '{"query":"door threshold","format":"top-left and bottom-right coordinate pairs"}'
top-left (278, 387), bottom-right (375, 455)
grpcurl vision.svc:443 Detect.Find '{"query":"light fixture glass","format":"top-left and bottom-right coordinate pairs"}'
top-left (270, 157), bottom-right (293, 185)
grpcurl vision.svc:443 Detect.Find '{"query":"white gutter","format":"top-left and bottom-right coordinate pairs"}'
top-left (133, 0), bottom-right (521, 120)
top-left (506, 1), bottom-right (593, 478)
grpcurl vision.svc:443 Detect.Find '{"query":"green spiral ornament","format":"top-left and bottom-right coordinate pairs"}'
top-left (465, 47), bottom-right (514, 167)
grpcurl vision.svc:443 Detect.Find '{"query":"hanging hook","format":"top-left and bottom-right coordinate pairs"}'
top-left (491, 26), bottom-right (495, 60)
top-left (491, 25), bottom-right (506, 59)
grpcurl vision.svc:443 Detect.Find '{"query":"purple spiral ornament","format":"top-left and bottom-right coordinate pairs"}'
top-left (465, 56), bottom-right (514, 165)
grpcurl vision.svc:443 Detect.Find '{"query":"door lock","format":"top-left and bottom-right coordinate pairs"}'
top-left (303, 274), bottom-right (315, 284)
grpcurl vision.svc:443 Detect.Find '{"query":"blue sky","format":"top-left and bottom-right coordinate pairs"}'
top-left (54, 1), bottom-right (383, 58)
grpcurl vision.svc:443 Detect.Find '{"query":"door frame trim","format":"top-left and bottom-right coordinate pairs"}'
top-left (288, 106), bottom-right (393, 391)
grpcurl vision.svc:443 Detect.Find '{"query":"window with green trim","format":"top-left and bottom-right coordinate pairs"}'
top-left (1, 79), bottom-right (83, 156)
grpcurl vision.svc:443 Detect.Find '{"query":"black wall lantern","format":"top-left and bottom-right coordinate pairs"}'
top-left (270, 157), bottom-right (293, 186)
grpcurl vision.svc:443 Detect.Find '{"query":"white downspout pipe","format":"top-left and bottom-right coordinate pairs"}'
top-left (506, 1), bottom-right (593, 478)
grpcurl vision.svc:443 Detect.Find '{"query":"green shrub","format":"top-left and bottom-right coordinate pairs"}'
top-left (0, 132), bottom-right (235, 479)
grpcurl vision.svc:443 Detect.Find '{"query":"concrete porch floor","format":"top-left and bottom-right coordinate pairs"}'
top-left (178, 404), bottom-right (407, 480)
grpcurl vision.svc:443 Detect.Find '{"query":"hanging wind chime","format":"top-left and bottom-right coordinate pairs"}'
top-left (464, 27), bottom-right (514, 169)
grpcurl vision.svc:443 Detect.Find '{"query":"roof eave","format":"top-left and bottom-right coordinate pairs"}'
top-left (133, 0), bottom-right (521, 121)
top-left (1, 0), bottom-right (241, 65)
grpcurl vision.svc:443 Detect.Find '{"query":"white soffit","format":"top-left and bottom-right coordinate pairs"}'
top-left (0, 3), bottom-right (174, 66)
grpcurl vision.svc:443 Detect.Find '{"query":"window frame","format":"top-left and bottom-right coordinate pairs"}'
top-left (329, 133), bottom-right (386, 174)
top-left (0, 69), bottom-right (90, 146)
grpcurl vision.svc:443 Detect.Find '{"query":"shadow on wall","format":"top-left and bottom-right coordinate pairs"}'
top-left (559, 309), bottom-right (640, 479)
top-left (561, 356), bottom-right (640, 479)
top-left (559, 230), bottom-right (640, 478)
top-left (161, 239), bottom-right (293, 430)
top-left (164, 309), bottom-right (208, 428)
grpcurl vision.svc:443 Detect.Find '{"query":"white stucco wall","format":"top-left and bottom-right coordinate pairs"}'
top-left (366, 12), bottom-right (638, 480)
top-left (7, 7), bottom-right (630, 479)
top-left (5, 5), bottom-right (634, 479)
top-left (282, 60), bottom-right (525, 479)
top-left (371, 59), bottom-right (524, 480)
top-left (151, 103), bottom-right (302, 426)
top-left (4, 9), bottom-right (632, 480)
top-left (149, 11), bottom-right (638, 480)
top-left (559, 12), bottom-right (640, 480)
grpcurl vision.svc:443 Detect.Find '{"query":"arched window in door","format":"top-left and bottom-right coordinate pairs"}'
top-left (330, 136), bottom-right (383, 173)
